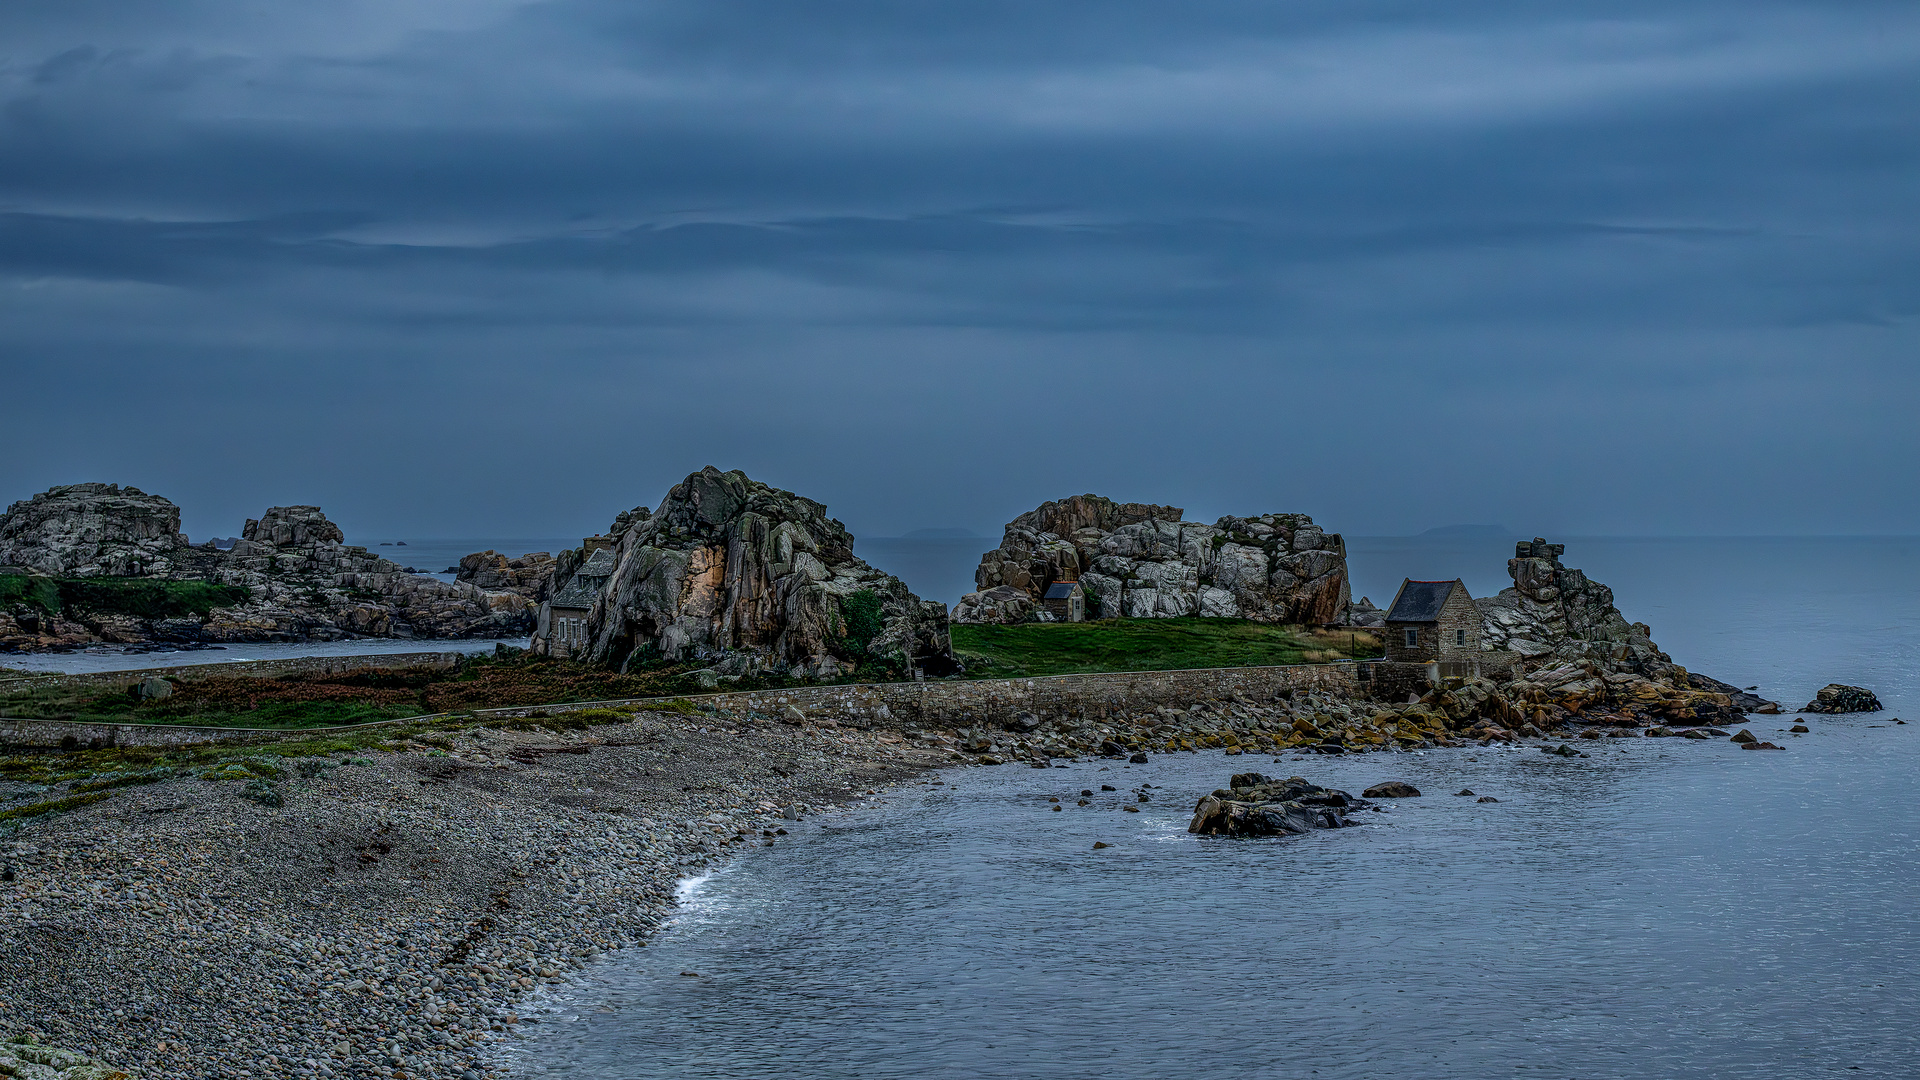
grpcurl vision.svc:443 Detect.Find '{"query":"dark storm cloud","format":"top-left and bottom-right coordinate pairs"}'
top-left (1, 0), bottom-right (1915, 541)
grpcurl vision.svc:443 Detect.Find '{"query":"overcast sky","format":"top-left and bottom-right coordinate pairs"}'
top-left (2, 0), bottom-right (1915, 542)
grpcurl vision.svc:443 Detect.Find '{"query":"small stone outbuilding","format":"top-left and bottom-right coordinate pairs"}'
top-left (1383, 578), bottom-right (1482, 665)
top-left (1042, 580), bottom-right (1086, 622)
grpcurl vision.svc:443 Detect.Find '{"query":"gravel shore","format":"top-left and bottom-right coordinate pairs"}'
top-left (0, 706), bottom-right (956, 1080)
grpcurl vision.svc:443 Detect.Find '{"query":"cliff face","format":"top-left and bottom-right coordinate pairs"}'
top-left (455, 550), bottom-right (558, 602)
top-left (543, 467), bottom-right (955, 678)
top-left (0, 487), bottom-right (531, 650)
top-left (955, 494), bottom-right (1350, 625)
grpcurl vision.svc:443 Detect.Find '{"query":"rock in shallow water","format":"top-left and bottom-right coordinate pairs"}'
top-left (1363, 781), bottom-right (1421, 798)
top-left (1802, 684), bottom-right (1882, 714)
top-left (1188, 774), bottom-right (1370, 836)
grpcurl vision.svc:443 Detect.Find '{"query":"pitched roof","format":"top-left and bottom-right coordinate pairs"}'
top-left (1385, 579), bottom-right (1460, 623)
top-left (1043, 581), bottom-right (1083, 599)
top-left (548, 577), bottom-right (598, 611)
top-left (577, 547), bottom-right (617, 577)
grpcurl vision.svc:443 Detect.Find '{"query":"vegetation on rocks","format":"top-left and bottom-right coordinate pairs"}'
top-left (951, 618), bottom-right (1380, 678)
top-left (0, 574), bottom-right (251, 620)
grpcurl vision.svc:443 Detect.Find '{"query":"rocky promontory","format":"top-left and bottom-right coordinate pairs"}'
top-left (0, 485), bottom-right (532, 651)
top-left (534, 467), bottom-right (957, 679)
top-left (955, 494), bottom-right (1350, 625)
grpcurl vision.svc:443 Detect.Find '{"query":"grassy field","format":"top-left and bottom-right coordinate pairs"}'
top-left (0, 654), bottom-right (727, 729)
top-left (950, 618), bottom-right (1382, 679)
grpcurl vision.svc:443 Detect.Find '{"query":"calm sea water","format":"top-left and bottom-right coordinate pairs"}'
top-left (501, 536), bottom-right (1919, 1080)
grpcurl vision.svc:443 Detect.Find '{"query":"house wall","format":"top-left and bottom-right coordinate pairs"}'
top-left (1384, 621), bottom-right (1433, 662)
top-left (1434, 586), bottom-right (1483, 661)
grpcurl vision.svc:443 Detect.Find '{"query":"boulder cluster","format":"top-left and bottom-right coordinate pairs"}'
top-left (954, 494), bottom-right (1349, 625)
top-left (0, 484), bottom-right (531, 650)
top-left (1801, 683), bottom-right (1882, 714)
top-left (535, 467), bottom-right (956, 680)
top-left (453, 550), bottom-right (558, 604)
top-left (1189, 773), bottom-right (1371, 836)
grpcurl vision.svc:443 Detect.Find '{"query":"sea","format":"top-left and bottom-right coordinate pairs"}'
top-left (492, 534), bottom-right (1916, 1080)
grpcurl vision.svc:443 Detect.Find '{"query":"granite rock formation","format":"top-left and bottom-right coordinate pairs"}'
top-left (1473, 538), bottom-right (1770, 724)
top-left (0, 483), bottom-right (189, 577)
top-left (956, 494), bottom-right (1350, 625)
top-left (536, 467), bottom-right (956, 679)
top-left (456, 550), bottom-right (558, 602)
top-left (1188, 773), bottom-right (1371, 836)
top-left (0, 485), bottom-right (531, 650)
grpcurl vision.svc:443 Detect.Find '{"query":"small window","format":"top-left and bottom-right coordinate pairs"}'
top-left (1404, 628), bottom-right (1418, 648)
top-left (1455, 629), bottom-right (1467, 647)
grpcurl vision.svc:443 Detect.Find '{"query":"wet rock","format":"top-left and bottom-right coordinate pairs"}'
top-left (1802, 684), bottom-right (1882, 714)
top-left (1730, 729), bottom-right (1757, 744)
top-left (1476, 795), bottom-right (1500, 803)
top-left (1129, 753), bottom-right (1149, 764)
top-left (1790, 724), bottom-right (1810, 733)
top-left (1362, 781), bottom-right (1421, 798)
top-left (1188, 774), bottom-right (1369, 836)
top-left (1455, 789), bottom-right (1476, 796)
top-left (1741, 741), bottom-right (1784, 750)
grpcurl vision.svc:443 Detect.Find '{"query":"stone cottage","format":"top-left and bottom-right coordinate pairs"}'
top-left (1382, 578), bottom-right (1483, 668)
top-left (1041, 579), bottom-right (1086, 622)
top-left (542, 547), bottom-right (615, 658)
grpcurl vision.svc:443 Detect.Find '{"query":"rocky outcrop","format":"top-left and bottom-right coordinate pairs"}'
top-left (456, 550), bottom-right (558, 601)
top-left (956, 494), bottom-right (1349, 625)
top-left (0, 483), bottom-right (188, 577)
top-left (1188, 773), bottom-right (1371, 836)
top-left (1802, 683), bottom-right (1882, 713)
top-left (538, 467), bottom-right (956, 679)
top-left (0, 486), bottom-right (530, 650)
top-left (1471, 538), bottom-right (1774, 723)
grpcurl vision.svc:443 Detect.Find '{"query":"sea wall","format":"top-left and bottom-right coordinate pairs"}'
top-left (0, 661), bottom-right (1357, 749)
top-left (0, 651), bottom-right (464, 697)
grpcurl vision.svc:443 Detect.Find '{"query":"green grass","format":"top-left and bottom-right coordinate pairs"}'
top-left (0, 574), bottom-right (251, 620)
top-left (951, 618), bottom-right (1381, 678)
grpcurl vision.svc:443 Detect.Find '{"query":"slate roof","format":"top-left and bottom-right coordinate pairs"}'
top-left (548, 578), bottom-right (598, 611)
top-left (549, 548), bottom-right (618, 611)
top-left (1385, 579), bottom-right (1459, 623)
top-left (1043, 581), bottom-right (1083, 599)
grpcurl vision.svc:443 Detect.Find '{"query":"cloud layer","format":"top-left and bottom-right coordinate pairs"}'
top-left (2, 0), bottom-right (1915, 540)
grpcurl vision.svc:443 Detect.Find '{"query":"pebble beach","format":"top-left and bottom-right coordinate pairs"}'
top-left (0, 708), bottom-right (953, 1080)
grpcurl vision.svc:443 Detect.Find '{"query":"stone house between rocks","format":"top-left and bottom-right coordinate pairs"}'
top-left (1042, 578), bottom-right (1086, 622)
top-left (1383, 578), bottom-right (1482, 665)
top-left (543, 547), bottom-right (616, 658)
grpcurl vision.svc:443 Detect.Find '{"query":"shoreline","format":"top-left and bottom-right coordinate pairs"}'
top-left (0, 707), bottom-right (955, 1080)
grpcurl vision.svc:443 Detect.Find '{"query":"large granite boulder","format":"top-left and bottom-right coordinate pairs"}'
top-left (1802, 683), bottom-right (1882, 714)
top-left (241, 505), bottom-right (344, 548)
top-left (456, 550), bottom-right (558, 600)
top-left (550, 467), bottom-right (956, 678)
top-left (1188, 773), bottom-right (1371, 836)
top-left (0, 483), bottom-right (188, 577)
top-left (956, 494), bottom-right (1350, 625)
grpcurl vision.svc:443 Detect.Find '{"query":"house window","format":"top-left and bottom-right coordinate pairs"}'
top-left (1404, 628), bottom-right (1418, 648)
top-left (1455, 629), bottom-right (1467, 647)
